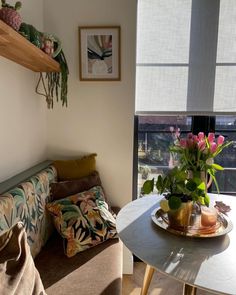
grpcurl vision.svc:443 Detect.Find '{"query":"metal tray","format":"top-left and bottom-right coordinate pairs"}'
top-left (151, 208), bottom-right (233, 238)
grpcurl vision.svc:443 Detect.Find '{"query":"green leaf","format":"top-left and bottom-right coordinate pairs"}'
top-left (186, 180), bottom-right (197, 192)
top-left (197, 196), bottom-right (205, 205)
top-left (197, 181), bottom-right (206, 191)
top-left (208, 169), bottom-right (219, 193)
top-left (142, 178), bottom-right (154, 194)
top-left (192, 176), bottom-right (202, 186)
top-left (163, 177), bottom-right (169, 190)
top-left (156, 175), bottom-right (163, 192)
top-left (211, 163), bottom-right (224, 171)
top-left (204, 194), bottom-right (210, 207)
top-left (168, 196), bottom-right (182, 210)
top-left (176, 170), bottom-right (187, 181)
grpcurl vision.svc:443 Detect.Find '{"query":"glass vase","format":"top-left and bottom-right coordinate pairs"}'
top-left (187, 170), bottom-right (212, 192)
top-left (167, 201), bottom-right (193, 230)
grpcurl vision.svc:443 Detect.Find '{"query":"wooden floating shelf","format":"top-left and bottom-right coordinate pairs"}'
top-left (0, 20), bottom-right (60, 72)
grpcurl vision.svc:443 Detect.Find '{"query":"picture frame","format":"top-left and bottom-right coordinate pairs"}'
top-left (79, 26), bottom-right (121, 81)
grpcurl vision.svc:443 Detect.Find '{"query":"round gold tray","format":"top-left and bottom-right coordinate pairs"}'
top-left (151, 208), bottom-right (233, 238)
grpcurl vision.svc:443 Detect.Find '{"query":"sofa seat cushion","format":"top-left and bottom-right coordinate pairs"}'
top-left (35, 232), bottom-right (122, 295)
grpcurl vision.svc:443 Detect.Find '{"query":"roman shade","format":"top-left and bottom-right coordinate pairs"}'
top-left (135, 0), bottom-right (236, 115)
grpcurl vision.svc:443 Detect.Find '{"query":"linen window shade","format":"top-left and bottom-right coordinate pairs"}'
top-left (135, 0), bottom-right (236, 115)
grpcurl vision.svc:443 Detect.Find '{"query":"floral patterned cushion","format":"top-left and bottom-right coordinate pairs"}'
top-left (0, 166), bottom-right (57, 258)
top-left (46, 186), bottom-right (117, 257)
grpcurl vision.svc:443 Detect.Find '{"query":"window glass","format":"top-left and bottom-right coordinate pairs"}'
top-left (137, 115), bottom-right (236, 197)
top-left (137, 116), bottom-right (191, 196)
top-left (212, 116), bottom-right (236, 194)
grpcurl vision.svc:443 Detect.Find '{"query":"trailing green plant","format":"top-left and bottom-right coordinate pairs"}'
top-left (46, 50), bottom-right (68, 108)
top-left (18, 20), bottom-right (69, 108)
top-left (142, 167), bottom-right (209, 211)
top-left (19, 22), bottom-right (42, 48)
top-left (36, 49), bottom-right (69, 109)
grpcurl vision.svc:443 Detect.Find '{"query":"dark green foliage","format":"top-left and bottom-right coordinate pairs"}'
top-left (142, 178), bottom-right (154, 194)
top-left (18, 18), bottom-right (69, 108)
top-left (19, 23), bottom-right (42, 48)
top-left (142, 167), bottom-right (209, 210)
top-left (168, 196), bottom-right (182, 210)
top-left (1, 0), bottom-right (21, 10)
top-left (45, 50), bottom-right (69, 108)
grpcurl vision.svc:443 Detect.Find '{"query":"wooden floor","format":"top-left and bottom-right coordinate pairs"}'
top-left (122, 262), bottom-right (214, 295)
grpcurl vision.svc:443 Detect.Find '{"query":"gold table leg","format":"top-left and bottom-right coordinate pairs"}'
top-left (183, 284), bottom-right (197, 295)
top-left (140, 264), bottom-right (155, 295)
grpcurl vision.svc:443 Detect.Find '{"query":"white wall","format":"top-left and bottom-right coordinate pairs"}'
top-left (0, 0), bottom-right (47, 182)
top-left (44, 0), bottom-right (136, 274)
top-left (44, 0), bottom-right (137, 209)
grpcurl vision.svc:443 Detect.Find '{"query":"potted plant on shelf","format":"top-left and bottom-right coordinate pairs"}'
top-left (19, 22), bottom-right (69, 109)
top-left (0, 0), bottom-right (22, 31)
top-left (0, 0), bottom-right (69, 109)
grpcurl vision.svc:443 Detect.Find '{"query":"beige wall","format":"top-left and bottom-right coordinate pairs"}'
top-left (44, 0), bottom-right (137, 209)
top-left (0, 0), bottom-right (136, 273)
top-left (0, 0), bottom-right (47, 182)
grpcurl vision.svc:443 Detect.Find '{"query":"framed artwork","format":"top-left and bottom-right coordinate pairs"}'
top-left (79, 26), bottom-right (121, 81)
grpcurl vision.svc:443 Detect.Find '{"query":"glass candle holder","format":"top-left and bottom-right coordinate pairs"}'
top-left (201, 206), bottom-right (218, 227)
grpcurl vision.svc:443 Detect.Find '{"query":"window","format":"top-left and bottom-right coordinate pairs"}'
top-left (134, 1), bottom-right (236, 198)
top-left (135, 115), bottom-right (236, 198)
top-left (136, 1), bottom-right (236, 114)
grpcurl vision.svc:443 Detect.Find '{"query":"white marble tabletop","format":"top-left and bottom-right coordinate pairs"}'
top-left (116, 194), bottom-right (236, 295)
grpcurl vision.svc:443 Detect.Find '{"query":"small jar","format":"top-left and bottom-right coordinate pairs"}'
top-left (201, 206), bottom-right (218, 227)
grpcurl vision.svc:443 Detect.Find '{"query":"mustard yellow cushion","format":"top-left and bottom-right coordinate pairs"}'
top-left (53, 153), bottom-right (97, 181)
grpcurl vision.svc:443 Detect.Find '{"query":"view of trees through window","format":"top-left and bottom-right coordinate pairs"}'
top-left (137, 115), bottom-right (236, 197)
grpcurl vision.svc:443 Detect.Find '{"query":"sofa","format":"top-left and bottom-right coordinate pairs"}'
top-left (0, 161), bottom-right (122, 295)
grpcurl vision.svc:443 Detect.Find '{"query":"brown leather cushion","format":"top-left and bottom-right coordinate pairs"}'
top-left (35, 232), bottom-right (122, 295)
top-left (50, 171), bottom-right (102, 200)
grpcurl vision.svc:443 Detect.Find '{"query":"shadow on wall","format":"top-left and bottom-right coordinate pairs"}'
top-left (48, 146), bottom-right (96, 160)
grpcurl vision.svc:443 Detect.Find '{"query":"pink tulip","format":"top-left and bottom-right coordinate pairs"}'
top-left (179, 139), bottom-right (187, 148)
top-left (175, 129), bottom-right (180, 138)
top-left (187, 139), bottom-right (194, 147)
top-left (198, 141), bottom-right (206, 151)
top-left (193, 135), bottom-right (199, 143)
top-left (187, 133), bottom-right (193, 139)
top-left (210, 142), bottom-right (217, 153)
top-left (198, 132), bottom-right (205, 141)
top-left (208, 133), bottom-right (215, 143)
top-left (217, 135), bottom-right (225, 145)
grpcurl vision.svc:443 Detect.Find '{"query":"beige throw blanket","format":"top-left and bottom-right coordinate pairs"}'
top-left (0, 223), bottom-right (46, 295)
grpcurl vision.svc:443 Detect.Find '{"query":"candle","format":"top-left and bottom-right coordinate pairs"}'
top-left (201, 206), bottom-right (218, 227)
